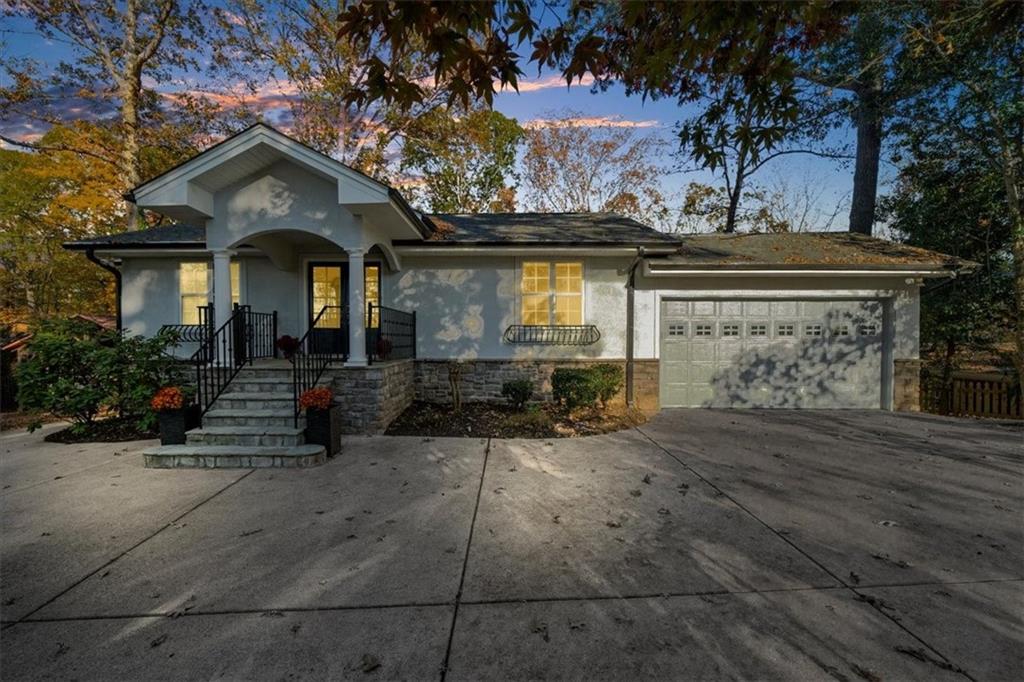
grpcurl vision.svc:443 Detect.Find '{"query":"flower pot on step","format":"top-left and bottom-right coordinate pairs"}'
top-left (158, 404), bottom-right (201, 445)
top-left (305, 406), bottom-right (341, 457)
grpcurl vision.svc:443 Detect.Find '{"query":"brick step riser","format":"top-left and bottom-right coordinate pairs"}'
top-left (186, 433), bottom-right (305, 447)
top-left (203, 416), bottom-right (303, 428)
top-left (213, 398), bottom-right (295, 411)
top-left (232, 370), bottom-right (295, 380)
top-left (144, 453), bottom-right (325, 469)
top-left (230, 383), bottom-right (295, 394)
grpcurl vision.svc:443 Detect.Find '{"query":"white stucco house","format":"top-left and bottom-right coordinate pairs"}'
top-left (65, 124), bottom-right (966, 467)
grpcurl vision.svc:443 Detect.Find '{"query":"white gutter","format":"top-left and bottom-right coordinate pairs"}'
top-left (395, 245), bottom-right (679, 257)
top-left (643, 262), bottom-right (956, 279)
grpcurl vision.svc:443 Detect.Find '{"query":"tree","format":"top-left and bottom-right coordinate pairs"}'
top-left (214, 0), bottom-right (444, 178)
top-left (2, 1), bottom-right (211, 227)
top-left (400, 106), bottom-right (523, 213)
top-left (893, 0), bottom-right (1023, 377)
top-left (520, 111), bottom-right (670, 228)
top-left (881, 142), bottom-right (1013, 387)
top-left (0, 124), bottom-right (124, 328)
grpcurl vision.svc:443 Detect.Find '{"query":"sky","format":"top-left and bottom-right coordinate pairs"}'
top-left (0, 7), bottom-right (869, 232)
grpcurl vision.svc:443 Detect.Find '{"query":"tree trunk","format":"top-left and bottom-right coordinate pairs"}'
top-left (724, 170), bottom-right (745, 233)
top-left (849, 88), bottom-right (882, 235)
top-left (120, 82), bottom-right (141, 232)
top-left (1011, 225), bottom-right (1024, 385)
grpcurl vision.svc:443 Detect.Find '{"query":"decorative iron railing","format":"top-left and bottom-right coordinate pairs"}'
top-left (367, 303), bottom-right (416, 364)
top-left (292, 305), bottom-right (347, 426)
top-left (160, 304), bottom-right (214, 343)
top-left (192, 304), bottom-right (277, 415)
top-left (502, 324), bottom-right (601, 346)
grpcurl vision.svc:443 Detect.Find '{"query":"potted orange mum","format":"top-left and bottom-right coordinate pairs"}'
top-left (300, 387), bottom-right (340, 456)
top-left (151, 386), bottom-right (199, 445)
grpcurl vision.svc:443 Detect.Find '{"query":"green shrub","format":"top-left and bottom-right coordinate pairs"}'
top-left (501, 379), bottom-right (534, 410)
top-left (590, 363), bottom-right (624, 407)
top-left (15, 319), bottom-right (184, 432)
top-left (551, 368), bottom-right (598, 410)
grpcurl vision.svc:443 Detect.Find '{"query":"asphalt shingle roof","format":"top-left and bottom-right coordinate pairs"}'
top-left (64, 223), bottom-right (205, 249)
top-left (414, 213), bottom-right (682, 246)
top-left (660, 232), bottom-right (969, 270)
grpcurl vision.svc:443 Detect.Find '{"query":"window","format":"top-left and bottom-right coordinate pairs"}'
top-left (804, 323), bottom-right (823, 337)
top-left (722, 323), bottom-right (740, 337)
top-left (181, 261), bottom-right (241, 325)
top-left (230, 261), bottom-right (241, 306)
top-left (365, 264), bottom-right (381, 327)
top-left (749, 323), bottom-right (768, 337)
top-left (180, 262), bottom-right (209, 325)
top-left (777, 323), bottom-right (795, 337)
top-left (835, 324), bottom-right (850, 336)
top-left (695, 323), bottom-right (713, 337)
top-left (858, 323), bottom-right (879, 336)
top-left (521, 261), bottom-right (583, 325)
top-left (667, 323), bottom-right (687, 337)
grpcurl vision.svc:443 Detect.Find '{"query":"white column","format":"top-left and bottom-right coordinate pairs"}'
top-left (346, 247), bottom-right (367, 366)
top-left (212, 249), bottom-right (233, 329)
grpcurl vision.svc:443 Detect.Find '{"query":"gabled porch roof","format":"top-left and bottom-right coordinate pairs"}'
top-left (126, 122), bottom-right (429, 241)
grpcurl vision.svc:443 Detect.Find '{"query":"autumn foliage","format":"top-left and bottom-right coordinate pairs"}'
top-left (151, 387), bottom-right (185, 412)
top-left (299, 387), bottom-right (334, 411)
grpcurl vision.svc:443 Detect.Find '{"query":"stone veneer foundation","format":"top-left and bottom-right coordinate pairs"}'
top-left (413, 359), bottom-right (660, 413)
top-left (329, 359), bottom-right (415, 434)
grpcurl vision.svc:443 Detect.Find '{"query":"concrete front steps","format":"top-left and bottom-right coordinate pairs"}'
top-left (143, 362), bottom-right (329, 469)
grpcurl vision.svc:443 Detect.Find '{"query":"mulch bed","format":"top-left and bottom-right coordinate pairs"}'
top-left (386, 401), bottom-right (646, 439)
top-left (0, 411), bottom-right (61, 432)
top-left (43, 417), bottom-right (158, 444)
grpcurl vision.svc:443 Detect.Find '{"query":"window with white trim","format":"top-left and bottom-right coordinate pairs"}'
top-left (180, 261), bottom-right (241, 325)
top-left (180, 262), bottom-right (209, 325)
top-left (520, 261), bottom-right (583, 325)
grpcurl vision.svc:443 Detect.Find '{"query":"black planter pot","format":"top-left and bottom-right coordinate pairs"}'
top-left (157, 404), bottom-right (201, 445)
top-left (305, 406), bottom-right (341, 457)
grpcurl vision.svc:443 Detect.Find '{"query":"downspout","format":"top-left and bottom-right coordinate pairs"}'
top-left (85, 248), bottom-right (122, 331)
top-left (625, 247), bottom-right (645, 407)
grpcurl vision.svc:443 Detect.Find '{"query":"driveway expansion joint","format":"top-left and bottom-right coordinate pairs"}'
top-left (440, 437), bottom-right (491, 681)
top-left (635, 425), bottom-right (978, 682)
top-left (1, 468), bottom-right (256, 631)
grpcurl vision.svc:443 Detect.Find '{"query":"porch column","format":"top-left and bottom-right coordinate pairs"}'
top-left (346, 247), bottom-right (368, 366)
top-left (212, 249), bottom-right (233, 330)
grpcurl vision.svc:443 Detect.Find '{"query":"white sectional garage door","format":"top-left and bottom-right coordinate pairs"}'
top-left (660, 299), bottom-right (884, 408)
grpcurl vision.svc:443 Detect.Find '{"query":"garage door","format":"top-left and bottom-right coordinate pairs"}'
top-left (660, 299), bottom-right (884, 408)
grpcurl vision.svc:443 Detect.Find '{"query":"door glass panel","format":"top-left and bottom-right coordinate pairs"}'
top-left (312, 266), bottom-right (342, 328)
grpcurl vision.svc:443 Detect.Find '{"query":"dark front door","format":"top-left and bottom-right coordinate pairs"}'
top-left (308, 263), bottom-right (348, 356)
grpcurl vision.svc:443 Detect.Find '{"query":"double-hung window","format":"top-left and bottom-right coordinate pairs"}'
top-left (521, 261), bottom-right (583, 325)
top-left (179, 261), bottom-right (241, 325)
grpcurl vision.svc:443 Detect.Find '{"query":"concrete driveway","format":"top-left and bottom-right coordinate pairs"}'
top-left (1, 411), bottom-right (1021, 680)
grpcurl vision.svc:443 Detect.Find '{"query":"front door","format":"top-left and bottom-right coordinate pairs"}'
top-left (308, 263), bottom-right (347, 356)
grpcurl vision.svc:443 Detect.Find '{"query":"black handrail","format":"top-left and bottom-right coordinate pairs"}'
top-left (367, 303), bottom-right (416, 364)
top-left (293, 305), bottom-right (347, 426)
top-left (192, 306), bottom-right (246, 416)
top-left (192, 304), bottom-right (277, 415)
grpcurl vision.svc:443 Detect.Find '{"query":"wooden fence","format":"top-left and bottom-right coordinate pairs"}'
top-left (923, 370), bottom-right (1023, 420)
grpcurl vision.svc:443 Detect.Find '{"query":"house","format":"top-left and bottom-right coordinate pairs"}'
top-left (64, 123), bottom-right (965, 468)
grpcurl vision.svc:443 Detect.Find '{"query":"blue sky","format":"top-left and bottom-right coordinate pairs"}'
top-left (0, 9), bottom-right (869, 231)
